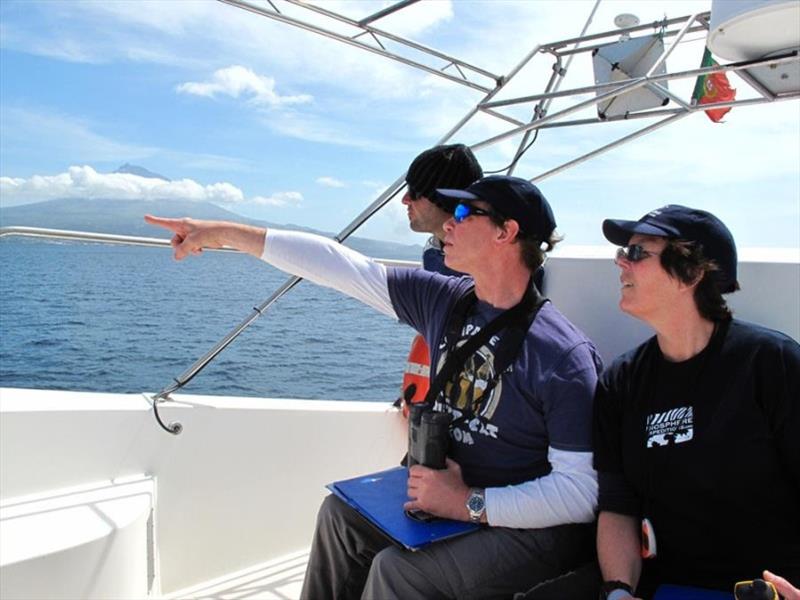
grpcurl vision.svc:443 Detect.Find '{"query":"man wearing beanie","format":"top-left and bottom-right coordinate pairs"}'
top-left (145, 174), bottom-right (601, 599)
top-left (403, 143), bottom-right (483, 276)
top-left (399, 144), bottom-right (483, 408)
top-left (593, 206), bottom-right (800, 599)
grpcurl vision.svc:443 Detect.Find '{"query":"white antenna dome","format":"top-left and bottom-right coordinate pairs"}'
top-left (708, 0), bottom-right (800, 61)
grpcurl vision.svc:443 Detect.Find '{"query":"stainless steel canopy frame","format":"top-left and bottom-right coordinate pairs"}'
top-left (142, 0), bottom-right (798, 433)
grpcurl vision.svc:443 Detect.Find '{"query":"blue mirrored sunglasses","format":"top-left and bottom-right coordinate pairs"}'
top-left (453, 202), bottom-right (495, 224)
top-left (616, 244), bottom-right (661, 263)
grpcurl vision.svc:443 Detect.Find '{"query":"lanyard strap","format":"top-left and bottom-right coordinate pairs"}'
top-left (424, 281), bottom-right (547, 416)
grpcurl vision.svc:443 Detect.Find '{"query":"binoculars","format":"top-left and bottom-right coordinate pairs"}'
top-left (407, 404), bottom-right (452, 470)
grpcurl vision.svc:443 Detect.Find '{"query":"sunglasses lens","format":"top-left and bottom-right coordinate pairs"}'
top-left (617, 245), bottom-right (648, 262)
top-left (454, 203), bottom-right (471, 223)
top-left (618, 247), bottom-right (631, 261)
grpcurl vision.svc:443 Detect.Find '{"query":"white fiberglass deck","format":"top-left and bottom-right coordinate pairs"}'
top-left (163, 550), bottom-right (309, 600)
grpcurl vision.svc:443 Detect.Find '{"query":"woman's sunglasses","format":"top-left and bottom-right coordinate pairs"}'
top-left (616, 244), bottom-right (661, 263)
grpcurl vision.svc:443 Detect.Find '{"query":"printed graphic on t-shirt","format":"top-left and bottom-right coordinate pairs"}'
top-left (645, 406), bottom-right (693, 448)
top-left (435, 325), bottom-right (503, 446)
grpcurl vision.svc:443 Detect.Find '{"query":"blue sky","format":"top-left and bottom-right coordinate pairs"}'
top-left (1, 0), bottom-right (798, 249)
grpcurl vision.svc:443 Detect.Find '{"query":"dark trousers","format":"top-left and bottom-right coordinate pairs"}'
top-left (513, 561), bottom-right (601, 600)
top-left (300, 495), bottom-right (596, 600)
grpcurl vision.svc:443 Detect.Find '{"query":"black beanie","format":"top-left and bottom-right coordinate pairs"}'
top-left (406, 144), bottom-right (483, 206)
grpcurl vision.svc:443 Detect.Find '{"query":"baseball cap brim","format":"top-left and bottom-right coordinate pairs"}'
top-left (602, 219), bottom-right (681, 246)
top-left (434, 188), bottom-right (481, 203)
top-left (433, 188), bottom-right (481, 212)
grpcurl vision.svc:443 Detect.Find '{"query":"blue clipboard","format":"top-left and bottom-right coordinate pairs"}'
top-left (327, 466), bottom-right (480, 551)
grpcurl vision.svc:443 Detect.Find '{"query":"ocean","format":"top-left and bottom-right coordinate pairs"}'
top-left (0, 240), bottom-right (413, 402)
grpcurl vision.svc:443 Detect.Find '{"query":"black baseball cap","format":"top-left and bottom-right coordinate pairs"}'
top-left (405, 144), bottom-right (483, 207)
top-left (602, 204), bottom-right (739, 293)
top-left (434, 175), bottom-right (556, 241)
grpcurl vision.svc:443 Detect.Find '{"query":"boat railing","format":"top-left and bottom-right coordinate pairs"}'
top-left (0, 226), bottom-right (420, 268)
top-left (0, 226), bottom-right (420, 287)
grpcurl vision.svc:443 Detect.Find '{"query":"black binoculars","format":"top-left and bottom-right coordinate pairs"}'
top-left (407, 404), bottom-right (452, 470)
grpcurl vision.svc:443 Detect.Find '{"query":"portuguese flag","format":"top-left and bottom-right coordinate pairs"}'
top-left (693, 48), bottom-right (736, 123)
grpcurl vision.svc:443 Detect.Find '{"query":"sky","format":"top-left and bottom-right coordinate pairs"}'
top-left (1, 0), bottom-right (798, 249)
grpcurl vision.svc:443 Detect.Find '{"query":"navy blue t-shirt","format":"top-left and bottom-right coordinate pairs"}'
top-left (388, 268), bottom-right (602, 489)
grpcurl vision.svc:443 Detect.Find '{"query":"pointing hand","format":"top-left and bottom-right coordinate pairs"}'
top-left (145, 215), bottom-right (227, 260)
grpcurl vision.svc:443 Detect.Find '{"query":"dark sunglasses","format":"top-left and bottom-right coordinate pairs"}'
top-left (453, 202), bottom-right (496, 224)
top-left (616, 244), bottom-right (661, 263)
top-left (406, 187), bottom-right (424, 201)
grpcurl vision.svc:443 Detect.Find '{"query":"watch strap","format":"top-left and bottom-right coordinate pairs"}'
top-left (600, 581), bottom-right (634, 600)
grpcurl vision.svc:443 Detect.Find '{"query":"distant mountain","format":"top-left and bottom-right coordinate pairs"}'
top-left (113, 163), bottom-right (170, 181)
top-left (0, 197), bottom-right (424, 261)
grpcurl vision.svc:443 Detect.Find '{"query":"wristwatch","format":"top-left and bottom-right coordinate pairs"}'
top-left (465, 488), bottom-right (486, 523)
top-left (599, 580), bottom-right (634, 600)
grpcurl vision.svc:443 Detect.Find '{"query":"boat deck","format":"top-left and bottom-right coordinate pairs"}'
top-left (164, 550), bottom-right (308, 600)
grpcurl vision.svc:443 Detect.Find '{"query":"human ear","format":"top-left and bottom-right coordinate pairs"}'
top-left (497, 219), bottom-right (520, 244)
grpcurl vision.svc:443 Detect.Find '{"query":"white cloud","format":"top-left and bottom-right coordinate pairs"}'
top-left (176, 65), bottom-right (312, 107)
top-left (316, 176), bottom-right (346, 188)
top-left (0, 162), bottom-right (306, 209)
top-left (251, 191), bottom-right (303, 207)
top-left (0, 165), bottom-right (253, 206)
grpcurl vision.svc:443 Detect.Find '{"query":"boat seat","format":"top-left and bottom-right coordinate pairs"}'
top-left (0, 475), bottom-right (155, 600)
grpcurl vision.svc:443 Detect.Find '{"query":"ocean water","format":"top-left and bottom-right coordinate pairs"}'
top-left (0, 240), bottom-right (413, 402)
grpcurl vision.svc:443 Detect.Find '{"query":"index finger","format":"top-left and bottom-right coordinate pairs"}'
top-left (144, 214), bottom-right (185, 234)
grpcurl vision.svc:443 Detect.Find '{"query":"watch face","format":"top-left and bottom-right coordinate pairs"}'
top-left (467, 494), bottom-right (485, 512)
